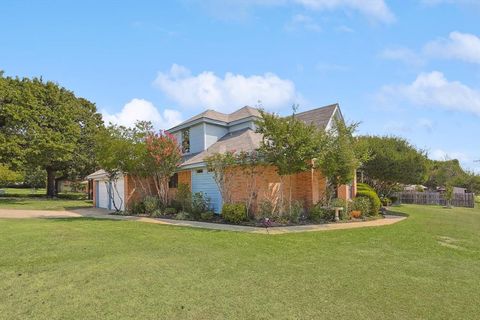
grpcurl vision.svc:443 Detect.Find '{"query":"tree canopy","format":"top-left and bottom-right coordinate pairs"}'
top-left (357, 136), bottom-right (429, 195)
top-left (0, 74), bottom-right (104, 196)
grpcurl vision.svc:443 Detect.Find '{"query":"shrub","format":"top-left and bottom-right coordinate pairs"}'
top-left (191, 192), bottom-right (211, 219)
top-left (389, 195), bottom-right (398, 204)
top-left (287, 200), bottom-right (304, 223)
top-left (143, 196), bottom-right (160, 215)
top-left (258, 200), bottom-right (277, 219)
top-left (222, 203), bottom-right (247, 224)
top-left (200, 211), bottom-right (214, 221)
top-left (164, 207), bottom-right (177, 215)
top-left (151, 209), bottom-right (163, 218)
top-left (380, 196), bottom-right (392, 207)
top-left (352, 197), bottom-right (371, 217)
top-left (174, 211), bottom-right (190, 220)
top-left (309, 204), bottom-right (334, 222)
top-left (175, 183), bottom-right (192, 212)
top-left (127, 201), bottom-right (145, 216)
top-left (356, 190), bottom-right (381, 216)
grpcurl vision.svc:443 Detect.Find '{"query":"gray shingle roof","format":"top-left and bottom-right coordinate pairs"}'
top-left (180, 128), bottom-right (262, 167)
top-left (178, 104), bottom-right (340, 167)
top-left (174, 106), bottom-right (261, 129)
top-left (294, 103), bottom-right (338, 130)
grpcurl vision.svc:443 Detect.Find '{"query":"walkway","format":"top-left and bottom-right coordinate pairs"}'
top-left (0, 208), bottom-right (406, 234)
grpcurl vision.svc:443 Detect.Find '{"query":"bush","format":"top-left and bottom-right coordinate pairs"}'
top-left (258, 200), bottom-right (277, 219)
top-left (222, 203), bottom-right (247, 224)
top-left (389, 195), bottom-right (398, 204)
top-left (164, 207), bottom-right (177, 215)
top-left (174, 211), bottom-right (190, 220)
top-left (143, 196), bottom-right (160, 215)
top-left (200, 211), bottom-right (214, 221)
top-left (151, 209), bottom-right (163, 218)
top-left (380, 196), bottom-right (392, 207)
top-left (191, 192), bottom-right (211, 219)
top-left (356, 189), bottom-right (381, 216)
top-left (352, 197), bottom-right (371, 217)
top-left (175, 183), bottom-right (192, 212)
top-left (127, 201), bottom-right (145, 216)
top-left (287, 200), bottom-right (304, 223)
top-left (309, 204), bottom-right (334, 222)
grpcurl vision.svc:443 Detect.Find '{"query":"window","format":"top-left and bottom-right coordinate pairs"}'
top-left (182, 128), bottom-right (190, 153)
top-left (196, 169), bottom-right (203, 174)
top-left (169, 173), bottom-right (178, 188)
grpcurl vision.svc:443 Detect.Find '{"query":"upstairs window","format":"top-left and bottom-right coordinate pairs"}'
top-left (169, 173), bottom-right (178, 188)
top-left (182, 128), bottom-right (190, 153)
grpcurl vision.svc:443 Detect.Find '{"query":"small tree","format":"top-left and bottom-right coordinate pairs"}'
top-left (318, 120), bottom-right (367, 203)
top-left (256, 106), bottom-right (326, 214)
top-left (205, 151), bottom-right (237, 205)
top-left (95, 122), bottom-right (152, 211)
top-left (145, 130), bottom-right (182, 206)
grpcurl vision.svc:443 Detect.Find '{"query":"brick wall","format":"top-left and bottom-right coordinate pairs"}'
top-left (226, 165), bottom-right (328, 215)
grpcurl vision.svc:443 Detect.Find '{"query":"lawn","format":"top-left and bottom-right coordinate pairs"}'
top-left (0, 205), bottom-right (479, 319)
top-left (0, 198), bottom-right (93, 210)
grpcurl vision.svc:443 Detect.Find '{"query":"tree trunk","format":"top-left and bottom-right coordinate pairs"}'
top-left (46, 168), bottom-right (56, 198)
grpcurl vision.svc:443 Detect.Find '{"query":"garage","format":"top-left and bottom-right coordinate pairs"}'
top-left (86, 170), bottom-right (125, 211)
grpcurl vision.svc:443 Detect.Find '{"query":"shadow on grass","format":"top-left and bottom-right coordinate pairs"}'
top-left (385, 207), bottom-right (409, 217)
top-left (49, 217), bottom-right (122, 222)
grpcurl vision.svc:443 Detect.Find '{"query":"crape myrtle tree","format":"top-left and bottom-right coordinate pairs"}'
top-left (96, 121), bottom-right (181, 211)
top-left (357, 136), bottom-right (429, 196)
top-left (0, 73), bottom-right (103, 197)
top-left (145, 130), bottom-right (182, 206)
top-left (256, 106), bottom-right (327, 214)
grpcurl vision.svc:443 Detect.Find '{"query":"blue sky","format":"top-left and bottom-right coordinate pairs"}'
top-left (1, 0), bottom-right (479, 172)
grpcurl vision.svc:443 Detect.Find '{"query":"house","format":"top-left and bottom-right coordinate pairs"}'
top-left (89, 104), bottom-right (357, 213)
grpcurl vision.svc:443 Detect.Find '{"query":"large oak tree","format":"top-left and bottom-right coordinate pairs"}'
top-left (0, 73), bottom-right (103, 197)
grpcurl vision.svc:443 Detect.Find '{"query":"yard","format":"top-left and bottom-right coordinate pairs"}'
top-left (1, 204), bottom-right (479, 319)
top-left (0, 198), bottom-right (93, 211)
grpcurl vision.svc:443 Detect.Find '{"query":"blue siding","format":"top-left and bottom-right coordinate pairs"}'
top-left (189, 124), bottom-right (205, 153)
top-left (205, 123), bottom-right (228, 149)
top-left (191, 168), bottom-right (222, 213)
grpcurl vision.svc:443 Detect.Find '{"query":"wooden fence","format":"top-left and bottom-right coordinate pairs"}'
top-left (394, 191), bottom-right (475, 208)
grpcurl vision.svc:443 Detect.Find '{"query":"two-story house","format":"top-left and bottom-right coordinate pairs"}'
top-left (89, 104), bottom-right (356, 213)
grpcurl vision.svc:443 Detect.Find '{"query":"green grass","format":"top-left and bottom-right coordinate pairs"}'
top-left (0, 187), bottom-right (87, 199)
top-left (0, 187), bottom-right (46, 195)
top-left (1, 205), bottom-right (479, 319)
top-left (0, 198), bottom-right (93, 210)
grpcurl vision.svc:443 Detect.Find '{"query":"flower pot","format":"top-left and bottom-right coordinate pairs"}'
top-left (351, 210), bottom-right (361, 218)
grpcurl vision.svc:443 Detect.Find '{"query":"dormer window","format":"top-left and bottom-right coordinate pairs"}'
top-left (182, 128), bottom-right (190, 153)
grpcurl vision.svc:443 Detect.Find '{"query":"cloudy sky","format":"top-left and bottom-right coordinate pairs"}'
top-left (1, 0), bottom-right (479, 172)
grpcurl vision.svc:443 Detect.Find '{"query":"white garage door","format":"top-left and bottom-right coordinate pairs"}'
top-left (191, 168), bottom-right (222, 213)
top-left (97, 180), bottom-right (110, 209)
top-left (96, 177), bottom-right (125, 211)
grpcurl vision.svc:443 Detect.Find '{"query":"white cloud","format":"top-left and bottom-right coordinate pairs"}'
top-left (154, 64), bottom-right (299, 112)
top-left (424, 31), bottom-right (480, 64)
top-left (285, 14), bottom-right (321, 32)
top-left (378, 71), bottom-right (480, 116)
top-left (102, 98), bottom-right (183, 130)
top-left (380, 47), bottom-right (425, 67)
top-left (195, 0), bottom-right (394, 23)
top-left (294, 0), bottom-right (395, 23)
